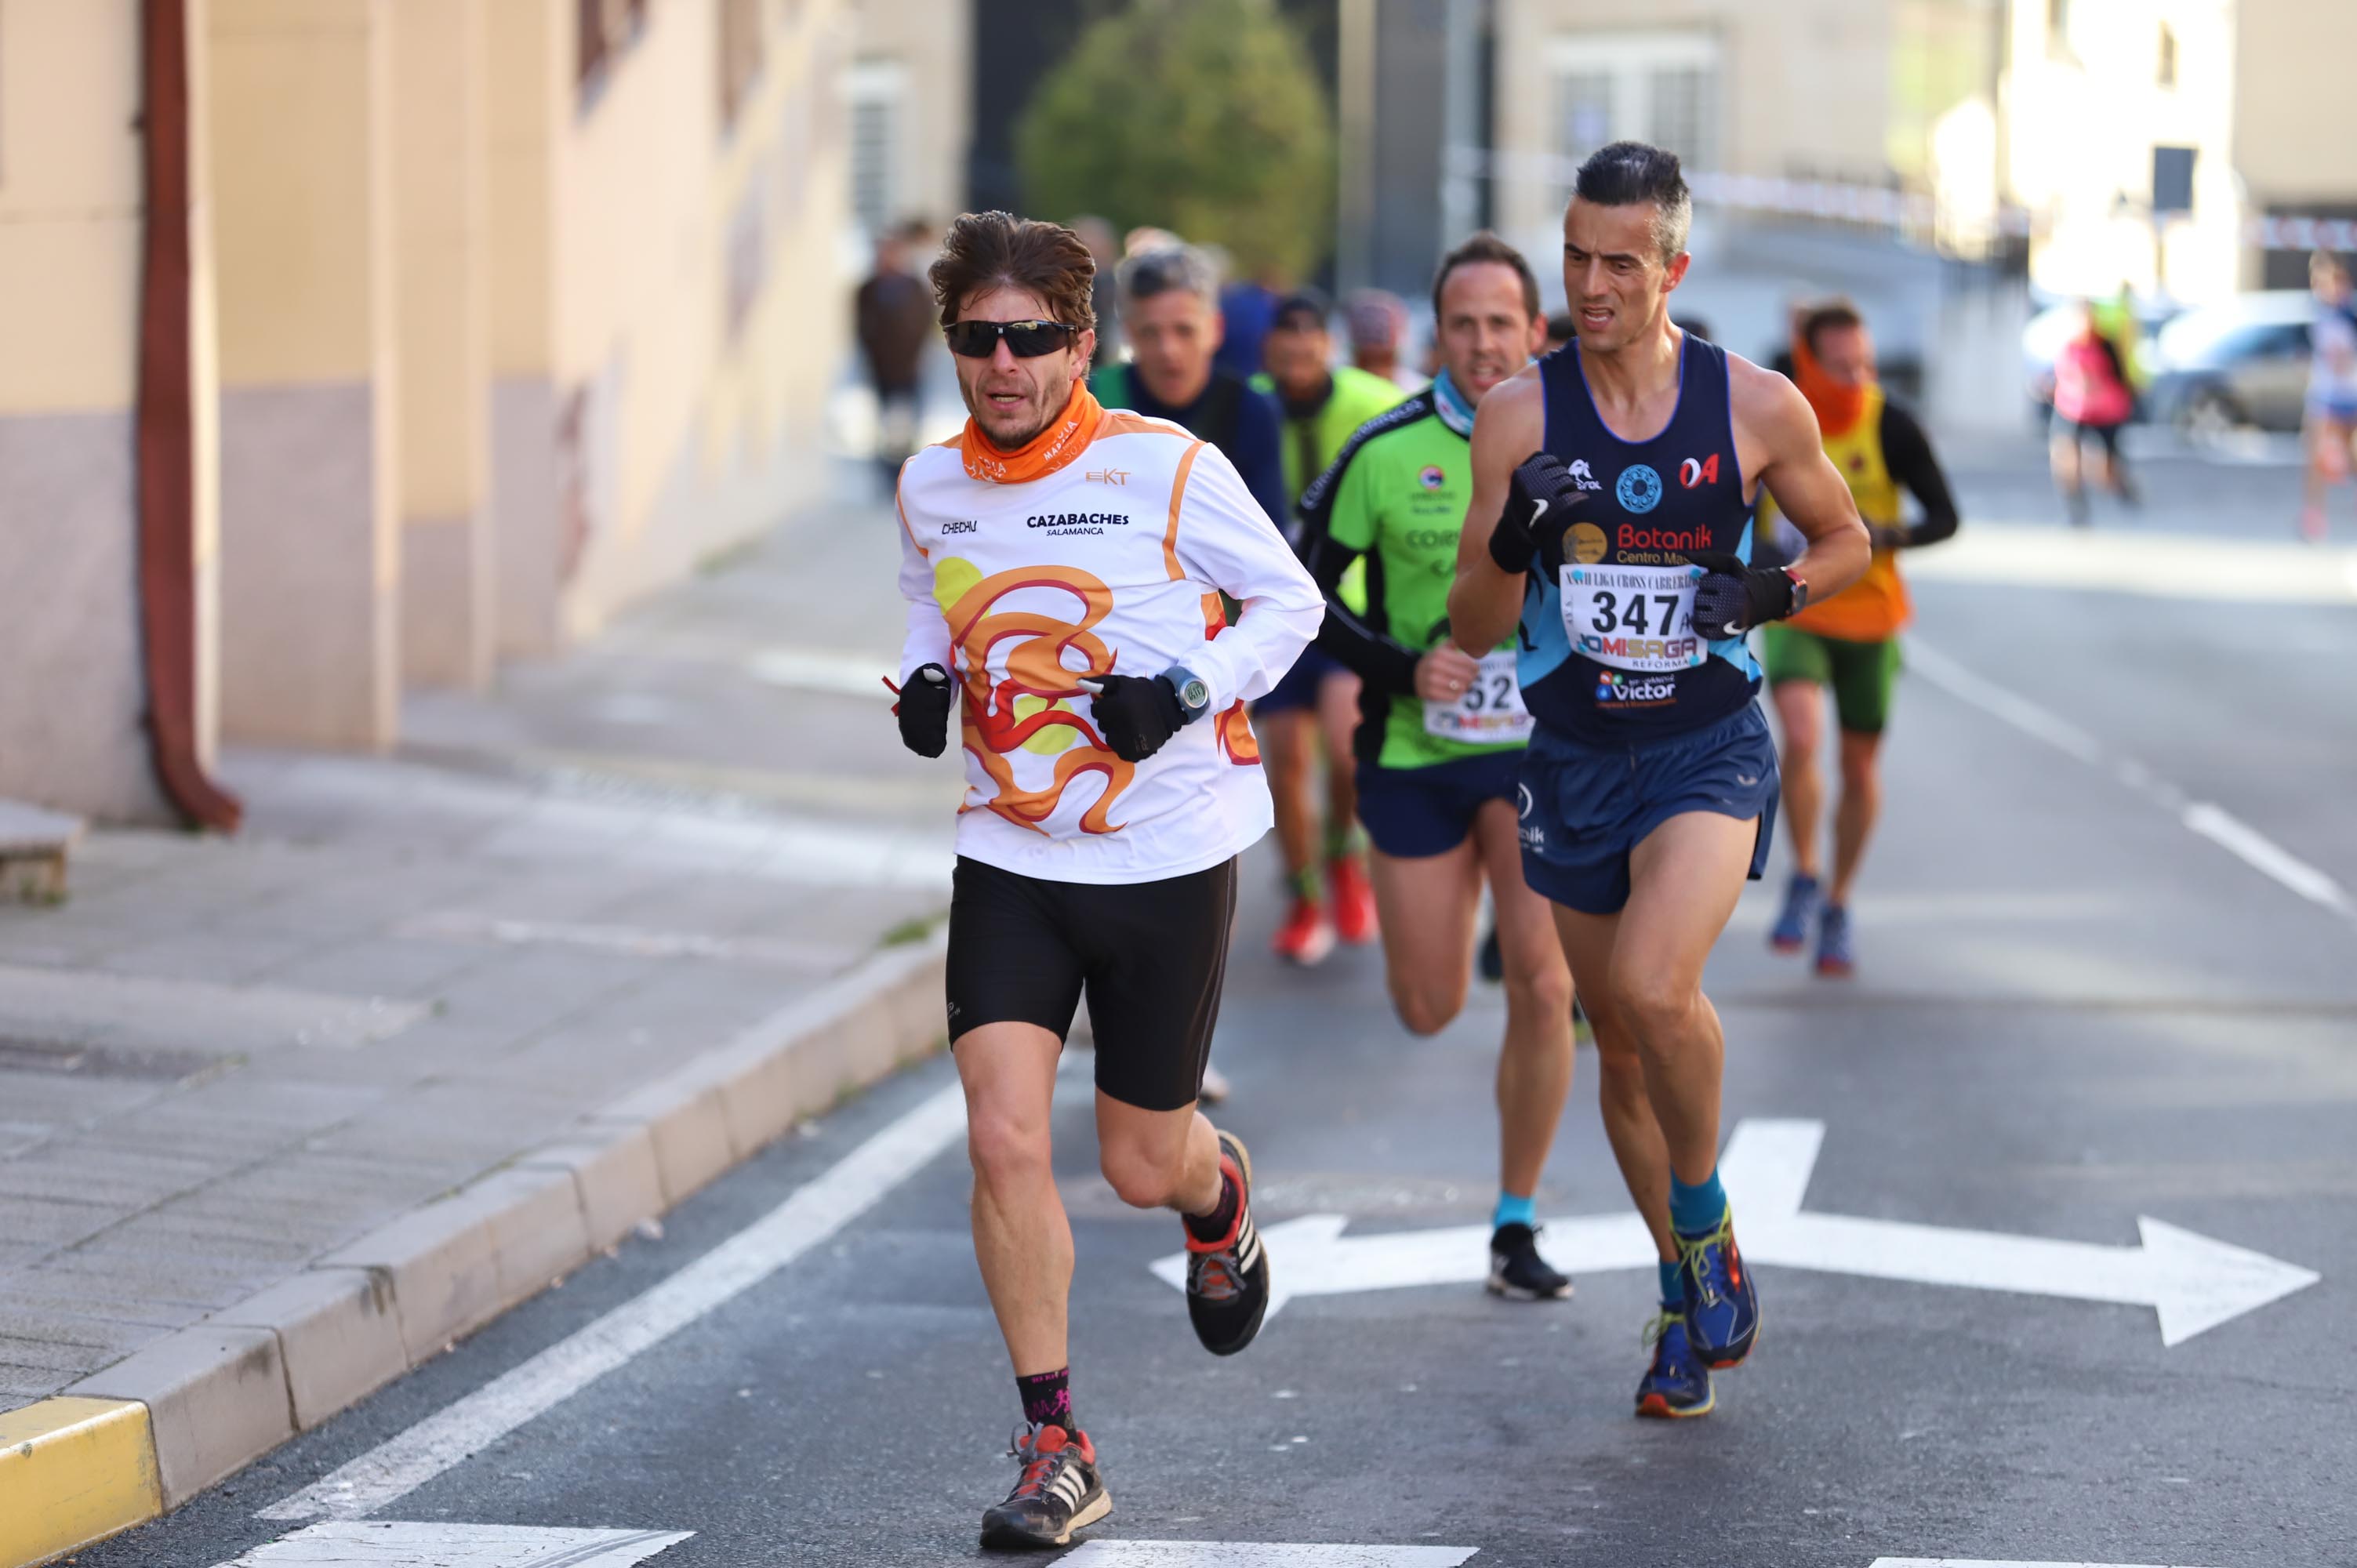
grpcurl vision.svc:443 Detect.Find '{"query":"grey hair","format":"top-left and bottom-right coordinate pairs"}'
top-left (1117, 244), bottom-right (1220, 316)
top-left (1572, 140), bottom-right (1693, 265)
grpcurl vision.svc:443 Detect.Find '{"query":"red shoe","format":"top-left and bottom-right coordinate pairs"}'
top-left (1327, 857), bottom-right (1379, 946)
top-left (1270, 895), bottom-right (1335, 967)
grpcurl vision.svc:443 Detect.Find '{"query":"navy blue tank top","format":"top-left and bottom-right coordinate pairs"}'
top-left (1514, 335), bottom-right (1760, 744)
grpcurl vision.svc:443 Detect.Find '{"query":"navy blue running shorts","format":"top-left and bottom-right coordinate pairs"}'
top-left (1255, 644), bottom-right (1347, 715)
top-left (1516, 703), bottom-right (1778, 916)
top-left (1354, 750), bottom-right (1524, 859)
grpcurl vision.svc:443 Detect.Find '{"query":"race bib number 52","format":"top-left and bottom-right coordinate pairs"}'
top-left (1423, 650), bottom-right (1532, 743)
top-left (1561, 563), bottom-right (1707, 673)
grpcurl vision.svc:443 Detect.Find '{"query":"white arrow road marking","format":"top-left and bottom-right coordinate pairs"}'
top-left (1060, 1544), bottom-right (1476, 1566)
top-left (261, 1081), bottom-right (973, 1523)
top-left (210, 1521), bottom-right (691, 1566)
top-left (1151, 1119), bottom-right (2318, 1345)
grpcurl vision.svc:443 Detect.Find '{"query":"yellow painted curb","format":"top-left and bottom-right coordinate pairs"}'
top-left (0, 1398), bottom-right (163, 1568)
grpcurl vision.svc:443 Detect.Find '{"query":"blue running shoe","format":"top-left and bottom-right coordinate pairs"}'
top-left (1769, 873), bottom-right (1818, 953)
top-left (1815, 904), bottom-right (1855, 978)
top-left (1635, 1312), bottom-right (1713, 1418)
top-left (1676, 1207), bottom-right (1760, 1370)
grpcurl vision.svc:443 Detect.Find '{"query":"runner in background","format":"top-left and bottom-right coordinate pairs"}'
top-left (2046, 299), bottom-right (2137, 526)
top-left (1251, 290), bottom-right (1405, 963)
top-left (1093, 243), bottom-right (1290, 1097)
top-left (2301, 251), bottom-right (2357, 543)
top-left (1346, 288), bottom-right (1427, 392)
top-left (1295, 233), bottom-right (1581, 1301)
top-left (1759, 300), bottom-right (1960, 976)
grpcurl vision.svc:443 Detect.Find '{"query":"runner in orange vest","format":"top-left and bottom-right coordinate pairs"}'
top-left (1760, 300), bottom-right (1959, 975)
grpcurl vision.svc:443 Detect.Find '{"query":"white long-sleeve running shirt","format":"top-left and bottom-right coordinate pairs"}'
top-left (896, 396), bottom-right (1324, 884)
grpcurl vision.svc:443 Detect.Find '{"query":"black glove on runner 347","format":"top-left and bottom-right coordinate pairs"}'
top-left (1488, 452), bottom-right (1586, 573)
top-left (890, 663), bottom-right (953, 757)
top-left (1079, 673), bottom-right (1186, 763)
top-left (1683, 550), bottom-right (1800, 640)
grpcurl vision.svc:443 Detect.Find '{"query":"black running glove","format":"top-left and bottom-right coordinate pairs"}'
top-left (1683, 550), bottom-right (1796, 640)
top-left (889, 663), bottom-right (953, 757)
top-left (1078, 673), bottom-right (1186, 763)
top-left (1487, 452), bottom-right (1586, 573)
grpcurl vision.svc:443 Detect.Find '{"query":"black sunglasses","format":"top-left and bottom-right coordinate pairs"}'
top-left (944, 318), bottom-right (1080, 359)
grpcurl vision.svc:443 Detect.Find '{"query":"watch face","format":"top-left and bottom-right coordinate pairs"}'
top-left (1182, 680), bottom-right (1210, 710)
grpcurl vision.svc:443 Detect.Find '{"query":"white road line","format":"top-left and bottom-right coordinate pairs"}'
top-left (1872, 1560), bottom-right (2199, 1568)
top-left (260, 1080), bottom-right (971, 1523)
top-left (1907, 640), bottom-right (2355, 921)
top-left (212, 1522), bottom-right (692, 1566)
top-left (1061, 1544), bottom-right (1477, 1566)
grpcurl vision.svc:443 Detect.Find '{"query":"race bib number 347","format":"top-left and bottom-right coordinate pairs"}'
top-left (1561, 563), bottom-right (1706, 673)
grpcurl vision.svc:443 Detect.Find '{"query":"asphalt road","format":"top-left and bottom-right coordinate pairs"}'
top-left (83, 441), bottom-right (2357, 1568)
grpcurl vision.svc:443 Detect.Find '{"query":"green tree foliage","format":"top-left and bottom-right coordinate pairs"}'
top-left (1015, 0), bottom-right (1336, 281)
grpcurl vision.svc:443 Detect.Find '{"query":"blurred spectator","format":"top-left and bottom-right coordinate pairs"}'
top-left (2301, 250), bottom-right (2357, 543)
top-left (2048, 299), bottom-right (2137, 525)
top-left (1544, 312), bottom-right (1576, 354)
top-left (1069, 214), bottom-right (1124, 367)
top-left (1347, 289), bottom-right (1425, 390)
top-left (855, 220), bottom-right (936, 482)
top-left (1216, 263), bottom-right (1287, 383)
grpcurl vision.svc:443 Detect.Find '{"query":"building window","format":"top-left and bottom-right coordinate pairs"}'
top-left (720, 0), bottom-right (766, 130)
top-left (846, 60), bottom-right (906, 238)
top-left (1545, 31), bottom-right (1719, 179)
top-left (579, 0), bottom-right (648, 88)
top-left (2157, 23), bottom-right (2177, 87)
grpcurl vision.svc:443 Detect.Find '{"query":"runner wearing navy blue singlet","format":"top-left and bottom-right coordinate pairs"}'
top-left (1449, 142), bottom-right (1869, 1421)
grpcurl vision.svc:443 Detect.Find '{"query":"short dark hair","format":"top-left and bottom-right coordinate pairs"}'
top-left (1269, 288), bottom-right (1331, 335)
top-left (1571, 140), bottom-right (1693, 263)
top-left (1797, 298), bottom-right (1864, 358)
top-left (928, 210), bottom-right (1096, 331)
top-left (1432, 231), bottom-right (1542, 323)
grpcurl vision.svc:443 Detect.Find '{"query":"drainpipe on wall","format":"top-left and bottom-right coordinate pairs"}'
top-left (138, 0), bottom-right (242, 831)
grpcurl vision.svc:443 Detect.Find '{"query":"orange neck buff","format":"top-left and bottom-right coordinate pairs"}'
top-left (960, 378), bottom-right (1105, 484)
top-left (1792, 330), bottom-right (1868, 439)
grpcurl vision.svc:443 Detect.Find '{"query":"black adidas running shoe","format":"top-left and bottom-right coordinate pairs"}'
top-left (1486, 1222), bottom-right (1573, 1301)
top-left (1184, 1129), bottom-right (1269, 1356)
top-left (980, 1423), bottom-right (1110, 1551)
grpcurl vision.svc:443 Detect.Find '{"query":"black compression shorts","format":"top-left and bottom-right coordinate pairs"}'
top-left (945, 855), bottom-right (1239, 1112)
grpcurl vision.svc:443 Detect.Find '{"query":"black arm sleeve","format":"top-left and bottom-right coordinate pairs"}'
top-left (1880, 400), bottom-right (1959, 549)
top-left (1294, 455), bottom-right (1423, 696)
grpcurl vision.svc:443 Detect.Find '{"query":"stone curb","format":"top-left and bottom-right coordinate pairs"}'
top-left (10, 932), bottom-right (948, 1565)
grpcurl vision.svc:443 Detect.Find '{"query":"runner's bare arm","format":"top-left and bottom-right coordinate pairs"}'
top-left (1729, 357), bottom-right (1871, 601)
top-left (1447, 369), bottom-right (1546, 653)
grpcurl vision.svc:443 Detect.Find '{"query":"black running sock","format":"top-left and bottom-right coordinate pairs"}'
top-left (1184, 1169), bottom-right (1240, 1244)
top-left (1016, 1367), bottom-right (1075, 1436)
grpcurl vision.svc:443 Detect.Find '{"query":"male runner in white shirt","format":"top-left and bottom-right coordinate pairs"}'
top-left (890, 210), bottom-right (1322, 1550)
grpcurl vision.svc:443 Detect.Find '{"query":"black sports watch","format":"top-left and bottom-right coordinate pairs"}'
top-left (1161, 665), bottom-right (1213, 724)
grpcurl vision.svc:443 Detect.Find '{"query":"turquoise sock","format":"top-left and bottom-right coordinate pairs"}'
top-left (1668, 1168), bottom-right (1727, 1236)
top-left (1658, 1259), bottom-right (1684, 1310)
top-left (1492, 1191), bottom-right (1536, 1229)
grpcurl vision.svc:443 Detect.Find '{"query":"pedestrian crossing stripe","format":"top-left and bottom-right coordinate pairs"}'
top-left (208, 1521), bottom-right (692, 1566)
top-left (1059, 1545), bottom-right (1476, 1566)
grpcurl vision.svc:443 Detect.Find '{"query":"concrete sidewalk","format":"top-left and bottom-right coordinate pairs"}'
top-left (0, 496), bottom-right (958, 1564)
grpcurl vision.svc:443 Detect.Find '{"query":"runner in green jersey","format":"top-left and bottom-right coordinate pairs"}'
top-left (1293, 234), bottom-right (1581, 1301)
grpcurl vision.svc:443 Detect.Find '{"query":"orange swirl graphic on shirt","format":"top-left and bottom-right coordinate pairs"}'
top-left (945, 564), bottom-right (1135, 834)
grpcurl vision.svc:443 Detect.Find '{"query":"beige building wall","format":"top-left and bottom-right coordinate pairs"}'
top-left (848, 0), bottom-right (971, 232)
top-left (1493, 0), bottom-right (1898, 243)
top-left (489, 0), bottom-right (853, 651)
top-left (209, 0), bottom-right (401, 750)
top-left (0, 0), bottom-right (180, 822)
top-left (2003, 0), bottom-right (2239, 302)
top-left (392, 0), bottom-right (496, 690)
top-left (2233, 2), bottom-right (2357, 212)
